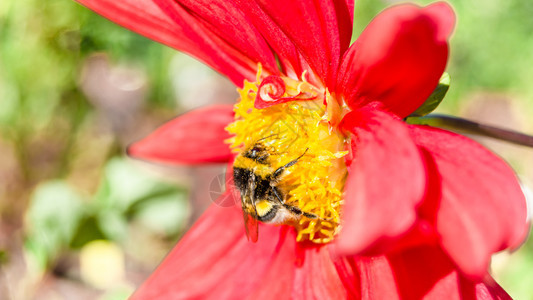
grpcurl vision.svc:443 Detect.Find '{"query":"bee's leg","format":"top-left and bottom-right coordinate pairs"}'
top-left (271, 186), bottom-right (284, 203)
top-left (256, 133), bottom-right (280, 143)
top-left (302, 211), bottom-right (319, 219)
top-left (282, 203), bottom-right (319, 219)
top-left (270, 187), bottom-right (319, 219)
top-left (272, 148), bottom-right (309, 179)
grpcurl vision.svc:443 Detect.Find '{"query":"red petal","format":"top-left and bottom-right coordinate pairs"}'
top-left (245, 230), bottom-right (296, 300)
top-left (75, 0), bottom-right (260, 85)
top-left (128, 105), bottom-right (234, 164)
top-left (353, 246), bottom-right (511, 299)
top-left (166, 0), bottom-right (280, 75)
top-left (471, 277), bottom-right (513, 300)
top-left (383, 246), bottom-right (512, 300)
top-left (255, 0), bottom-right (354, 87)
top-left (337, 2), bottom-right (455, 118)
top-left (411, 125), bottom-right (528, 277)
top-left (354, 255), bottom-right (400, 300)
top-left (291, 246), bottom-right (349, 299)
top-left (337, 108), bottom-right (426, 255)
top-left (232, 0), bottom-right (304, 78)
top-left (130, 200), bottom-right (296, 299)
top-left (130, 201), bottom-right (351, 299)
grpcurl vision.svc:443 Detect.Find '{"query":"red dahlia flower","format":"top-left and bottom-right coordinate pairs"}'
top-left (76, 0), bottom-right (528, 299)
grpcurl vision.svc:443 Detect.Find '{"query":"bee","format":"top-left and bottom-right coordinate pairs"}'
top-left (233, 142), bottom-right (318, 242)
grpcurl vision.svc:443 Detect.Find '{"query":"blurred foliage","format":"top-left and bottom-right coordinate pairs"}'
top-left (23, 157), bottom-right (189, 284)
top-left (0, 0), bottom-right (174, 184)
top-left (0, 0), bottom-right (532, 299)
top-left (25, 181), bottom-right (84, 270)
top-left (0, 0), bottom-right (188, 298)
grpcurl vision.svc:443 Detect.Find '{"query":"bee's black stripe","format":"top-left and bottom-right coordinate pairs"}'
top-left (242, 143), bottom-right (270, 164)
top-left (233, 167), bottom-right (251, 191)
top-left (257, 204), bottom-right (279, 222)
top-left (234, 167), bottom-right (277, 204)
top-left (242, 152), bottom-right (270, 164)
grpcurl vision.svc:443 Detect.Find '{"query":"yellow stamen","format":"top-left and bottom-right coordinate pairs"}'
top-left (226, 71), bottom-right (348, 244)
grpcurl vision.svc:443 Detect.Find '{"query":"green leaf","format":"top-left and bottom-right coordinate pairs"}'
top-left (97, 211), bottom-right (129, 242)
top-left (91, 157), bottom-right (189, 239)
top-left (410, 72), bottom-right (450, 117)
top-left (93, 157), bottom-right (185, 212)
top-left (25, 180), bottom-right (84, 269)
top-left (69, 215), bottom-right (107, 249)
top-left (99, 286), bottom-right (134, 300)
top-left (131, 193), bottom-right (189, 236)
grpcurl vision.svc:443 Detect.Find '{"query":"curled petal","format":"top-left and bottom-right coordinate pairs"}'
top-left (254, 75), bottom-right (319, 109)
top-left (128, 105), bottom-right (234, 164)
top-left (337, 108), bottom-right (426, 255)
top-left (337, 2), bottom-right (455, 118)
top-left (256, 75), bottom-right (286, 103)
top-left (411, 125), bottom-right (528, 277)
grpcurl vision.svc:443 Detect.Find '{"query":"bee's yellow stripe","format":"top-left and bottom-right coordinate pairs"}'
top-left (255, 200), bottom-right (274, 218)
top-left (233, 156), bottom-right (274, 178)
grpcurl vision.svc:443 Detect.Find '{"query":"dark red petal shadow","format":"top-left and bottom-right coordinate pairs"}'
top-left (356, 246), bottom-right (512, 300)
top-left (337, 2), bottom-right (454, 118)
top-left (411, 125), bottom-right (528, 278)
top-left (255, 0), bottom-right (354, 88)
top-left (76, 0), bottom-right (260, 85)
top-left (337, 108), bottom-right (426, 255)
top-left (128, 105), bottom-right (234, 165)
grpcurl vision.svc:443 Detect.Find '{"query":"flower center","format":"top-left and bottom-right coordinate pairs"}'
top-left (226, 69), bottom-right (348, 244)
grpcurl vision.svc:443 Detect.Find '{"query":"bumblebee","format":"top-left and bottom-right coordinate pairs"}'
top-left (233, 142), bottom-right (317, 242)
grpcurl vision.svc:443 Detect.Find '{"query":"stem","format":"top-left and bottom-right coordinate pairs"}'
top-left (406, 114), bottom-right (533, 148)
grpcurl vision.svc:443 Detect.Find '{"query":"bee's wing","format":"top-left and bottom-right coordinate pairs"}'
top-left (243, 209), bottom-right (259, 243)
top-left (241, 193), bottom-right (259, 243)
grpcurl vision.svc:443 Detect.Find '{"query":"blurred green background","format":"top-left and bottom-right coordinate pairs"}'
top-left (0, 0), bottom-right (532, 299)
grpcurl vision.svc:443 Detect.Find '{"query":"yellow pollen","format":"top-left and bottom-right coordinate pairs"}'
top-left (225, 68), bottom-right (348, 244)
